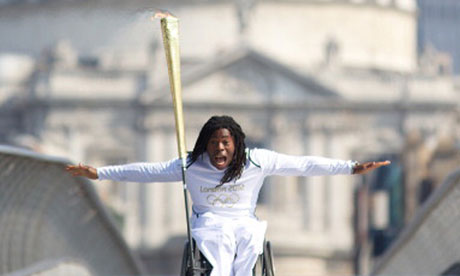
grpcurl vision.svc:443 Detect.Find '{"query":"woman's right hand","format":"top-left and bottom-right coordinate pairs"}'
top-left (66, 163), bottom-right (98, 179)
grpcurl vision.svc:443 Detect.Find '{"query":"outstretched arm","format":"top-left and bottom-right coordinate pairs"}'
top-left (352, 160), bottom-right (391, 175)
top-left (250, 149), bottom-right (391, 176)
top-left (66, 159), bottom-right (182, 183)
top-left (252, 149), bottom-right (359, 176)
top-left (66, 163), bottom-right (98, 179)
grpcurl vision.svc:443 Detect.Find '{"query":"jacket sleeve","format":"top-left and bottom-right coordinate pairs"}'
top-left (97, 158), bottom-right (182, 183)
top-left (250, 148), bottom-right (354, 177)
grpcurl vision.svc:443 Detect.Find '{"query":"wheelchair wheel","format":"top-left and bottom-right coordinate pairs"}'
top-left (180, 240), bottom-right (213, 276)
top-left (253, 241), bottom-right (276, 276)
top-left (180, 242), bottom-right (189, 276)
top-left (252, 253), bottom-right (264, 276)
top-left (263, 241), bottom-right (275, 276)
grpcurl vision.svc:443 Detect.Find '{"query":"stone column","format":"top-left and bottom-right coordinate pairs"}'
top-left (327, 132), bottom-right (354, 249)
top-left (300, 120), bottom-right (310, 230)
top-left (306, 129), bottom-right (327, 233)
top-left (143, 125), bottom-right (167, 247)
top-left (269, 114), bottom-right (302, 213)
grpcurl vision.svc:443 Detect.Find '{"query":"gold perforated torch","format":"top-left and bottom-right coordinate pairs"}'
top-left (154, 11), bottom-right (196, 272)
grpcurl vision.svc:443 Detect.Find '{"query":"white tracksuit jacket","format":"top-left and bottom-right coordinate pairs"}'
top-left (97, 148), bottom-right (354, 276)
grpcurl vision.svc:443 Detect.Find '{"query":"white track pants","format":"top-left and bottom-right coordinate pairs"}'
top-left (191, 212), bottom-right (267, 276)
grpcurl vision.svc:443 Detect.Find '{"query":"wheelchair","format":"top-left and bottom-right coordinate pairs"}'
top-left (180, 239), bottom-right (276, 276)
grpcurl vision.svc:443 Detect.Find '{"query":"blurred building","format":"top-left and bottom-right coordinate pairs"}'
top-left (0, 0), bottom-right (458, 275)
top-left (417, 0), bottom-right (460, 74)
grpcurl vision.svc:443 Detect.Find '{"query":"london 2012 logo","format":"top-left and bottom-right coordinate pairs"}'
top-left (206, 193), bottom-right (240, 208)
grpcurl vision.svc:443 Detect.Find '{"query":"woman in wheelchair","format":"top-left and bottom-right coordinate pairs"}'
top-left (66, 115), bottom-right (390, 276)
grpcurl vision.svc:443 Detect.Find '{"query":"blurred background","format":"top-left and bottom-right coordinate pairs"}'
top-left (0, 0), bottom-right (459, 275)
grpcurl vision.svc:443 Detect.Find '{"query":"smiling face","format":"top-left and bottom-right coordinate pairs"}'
top-left (206, 128), bottom-right (235, 170)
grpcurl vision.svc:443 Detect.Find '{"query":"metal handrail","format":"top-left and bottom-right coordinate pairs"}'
top-left (372, 168), bottom-right (460, 274)
top-left (4, 258), bottom-right (90, 276)
top-left (0, 145), bottom-right (147, 275)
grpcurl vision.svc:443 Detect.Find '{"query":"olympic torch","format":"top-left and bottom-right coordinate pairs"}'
top-left (154, 11), bottom-right (195, 270)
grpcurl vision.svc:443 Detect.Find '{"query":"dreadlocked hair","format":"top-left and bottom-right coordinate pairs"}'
top-left (190, 115), bottom-right (247, 186)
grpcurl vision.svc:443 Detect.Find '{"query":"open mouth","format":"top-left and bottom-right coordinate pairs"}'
top-left (214, 156), bottom-right (227, 166)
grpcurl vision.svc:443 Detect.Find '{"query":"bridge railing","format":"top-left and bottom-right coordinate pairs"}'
top-left (4, 258), bottom-right (91, 276)
top-left (0, 145), bottom-right (145, 276)
top-left (373, 167), bottom-right (460, 276)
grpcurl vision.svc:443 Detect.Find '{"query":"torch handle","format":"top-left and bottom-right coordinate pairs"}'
top-left (160, 17), bottom-right (187, 162)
